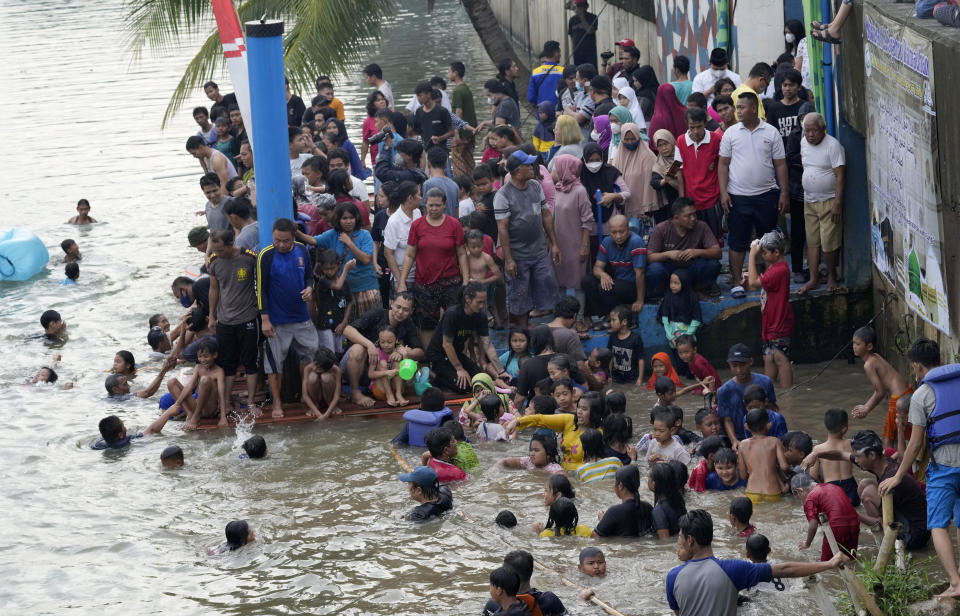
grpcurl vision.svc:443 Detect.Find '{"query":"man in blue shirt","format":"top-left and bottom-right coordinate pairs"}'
top-left (256, 218), bottom-right (317, 419)
top-left (527, 40), bottom-right (563, 106)
top-left (666, 509), bottom-right (845, 616)
top-left (581, 215), bottom-right (647, 326)
top-left (717, 343), bottom-right (778, 448)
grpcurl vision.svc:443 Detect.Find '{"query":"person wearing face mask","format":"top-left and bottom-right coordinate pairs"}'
top-left (692, 48), bottom-right (742, 105)
top-left (580, 142), bottom-right (630, 255)
top-left (783, 20), bottom-right (803, 57)
top-left (171, 275), bottom-right (211, 315)
top-left (589, 75), bottom-right (616, 125)
top-left (479, 79), bottom-right (523, 138)
top-left (610, 123), bottom-right (657, 234)
top-left (565, 63), bottom-right (598, 141)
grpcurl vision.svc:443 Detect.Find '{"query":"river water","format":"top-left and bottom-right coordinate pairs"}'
top-left (0, 0), bottom-right (931, 614)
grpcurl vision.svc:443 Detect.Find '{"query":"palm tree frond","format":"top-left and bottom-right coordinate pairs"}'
top-left (124, 0), bottom-right (213, 61)
top-left (160, 31), bottom-right (225, 128)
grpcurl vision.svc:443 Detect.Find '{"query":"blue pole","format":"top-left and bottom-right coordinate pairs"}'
top-left (245, 20), bottom-right (292, 250)
top-left (820, 0), bottom-right (836, 136)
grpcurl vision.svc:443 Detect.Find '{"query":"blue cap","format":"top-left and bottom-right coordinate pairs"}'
top-left (506, 150), bottom-right (538, 171)
top-left (398, 465), bottom-right (438, 487)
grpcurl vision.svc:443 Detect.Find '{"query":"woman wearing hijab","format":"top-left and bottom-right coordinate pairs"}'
top-left (533, 101), bottom-right (557, 156)
top-left (612, 76), bottom-right (629, 98)
top-left (655, 269), bottom-right (702, 347)
top-left (610, 123), bottom-right (657, 231)
top-left (650, 129), bottom-right (685, 224)
top-left (616, 86), bottom-right (646, 129)
top-left (581, 142), bottom-right (630, 255)
top-left (607, 106), bottom-right (634, 162)
top-left (630, 65), bottom-right (659, 121)
top-left (591, 114), bottom-right (613, 161)
top-left (647, 83), bottom-right (688, 149)
top-left (550, 155), bottom-right (594, 324)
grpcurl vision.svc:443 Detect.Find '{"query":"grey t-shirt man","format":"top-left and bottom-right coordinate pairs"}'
top-left (909, 383), bottom-right (960, 467)
top-left (207, 250), bottom-right (259, 325)
top-left (495, 97), bottom-right (522, 137)
top-left (493, 179), bottom-right (548, 262)
top-left (205, 198), bottom-right (231, 231)
top-left (235, 222), bottom-right (259, 253)
top-left (551, 326), bottom-right (586, 362)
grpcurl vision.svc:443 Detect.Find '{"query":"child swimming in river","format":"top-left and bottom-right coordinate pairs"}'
top-left (738, 409), bottom-right (789, 504)
top-left (161, 445), bottom-right (184, 469)
top-left (218, 520), bottom-right (255, 553)
top-left (649, 462), bottom-right (686, 538)
top-left (111, 350), bottom-right (137, 377)
top-left (499, 433), bottom-right (563, 472)
top-left (806, 408), bottom-right (860, 507)
top-left (536, 497), bottom-right (592, 537)
top-left (67, 198), bottom-right (97, 224)
top-left (476, 394), bottom-right (510, 441)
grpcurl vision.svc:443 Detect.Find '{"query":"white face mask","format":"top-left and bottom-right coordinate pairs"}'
top-left (585, 161), bottom-right (603, 173)
top-left (590, 130), bottom-right (600, 141)
top-left (785, 33), bottom-right (796, 44)
top-left (611, 123), bottom-right (621, 134)
top-left (711, 68), bottom-right (725, 79)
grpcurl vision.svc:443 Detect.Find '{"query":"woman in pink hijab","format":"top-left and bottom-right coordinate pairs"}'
top-left (647, 82), bottom-right (688, 151)
top-left (550, 154), bottom-right (595, 331)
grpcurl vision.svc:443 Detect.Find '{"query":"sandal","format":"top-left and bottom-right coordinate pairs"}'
top-left (811, 29), bottom-right (842, 45)
top-left (730, 285), bottom-right (747, 299)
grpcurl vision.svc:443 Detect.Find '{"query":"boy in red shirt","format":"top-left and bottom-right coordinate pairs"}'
top-left (744, 230), bottom-right (794, 389)
top-left (675, 334), bottom-right (721, 397)
top-left (792, 472), bottom-right (860, 561)
top-left (422, 426), bottom-right (470, 483)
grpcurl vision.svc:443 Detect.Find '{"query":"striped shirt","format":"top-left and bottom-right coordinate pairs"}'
top-left (596, 233), bottom-right (647, 282)
top-left (577, 457), bottom-right (623, 483)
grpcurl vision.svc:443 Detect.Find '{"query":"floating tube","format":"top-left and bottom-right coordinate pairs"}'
top-left (0, 228), bottom-right (49, 281)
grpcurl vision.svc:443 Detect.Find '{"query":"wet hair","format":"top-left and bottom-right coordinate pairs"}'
top-left (577, 392), bottom-right (605, 430)
top-left (605, 389), bottom-right (625, 414)
top-left (104, 374), bottom-right (123, 395)
top-left (529, 433), bottom-right (562, 466)
top-left (547, 473), bottom-right (576, 499)
top-left (65, 262), bottom-right (79, 280)
top-left (742, 384), bottom-right (768, 406)
top-left (602, 413), bottom-right (632, 448)
top-left (502, 550), bottom-right (535, 585)
top-left (678, 509), bottom-right (713, 546)
top-left (655, 376), bottom-right (677, 396)
top-left (698, 435), bottom-right (725, 458)
top-left (197, 338), bottom-right (219, 357)
top-left (758, 229), bottom-right (786, 254)
top-left (60, 239), bottom-right (76, 253)
top-left (425, 427), bottom-right (454, 459)
top-left (495, 510), bottom-right (517, 528)
top-left (544, 497), bottom-right (579, 536)
top-left (579, 546), bottom-right (605, 563)
top-left (161, 445), bottom-right (183, 464)
top-left (40, 366), bottom-right (59, 383)
top-left (853, 325), bottom-right (877, 348)
top-left (554, 295), bottom-right (580, 320)
top-left (745, 408), bottom-right (770, 433)
top-left (649, 462), bottom-right (686, 515)
top-left (529, 325), bottom-right (554, 355)
top-left (420, 387), bottom-right (446, 413)
top-left (441, 417), bottom-right (467, 442)
top-left (147, 329), bottom-right (170, 353)
top-left (242, 435), bottom-right (267, 459)
top-left (613, 465), bottom-right (655, 534)
top-left (98, 415), bottom-right (124, 443)
top-left (550, 377), bottom-right (573, 395)
top-left (782, 430), bottom-right (813, 455)
top-left (610, 304), bottom-right (632, 326)
top-left (225, 520), bottom-right (250, 550)
top-left (907, 337), bottom-right (940, 368)
top-left (312, 347), bottom-right (336, 370)
top-left (489, 566), bottom-right (520, 596)
top-left (851, 429), bottom-right (885, 458)
top-left (580, 428), bottom-right (606, 460)
top-left (790, 471), bottom-right (816, 491)
top-left (713, 447), bottom-right (737, 466)
top-left (695, 407), bottom-right (718, 426)
top-left (729, 496), bottom-right (753, 525)
top-left (531, 394), bottom-right (557, 415)
top-left (148, 314), bottom-right (164, 329)
top-left (114, 350), bottom-right (135, 373)
top-left (200, 171), bottom-right (221, 188)
top-left (186, 307), bottom-right (208, 333)
top-left (668, 459), bottom-right (689, 486)
top-left (746, 534), bottom-right (771, 561)
top-left (824, 408), bottom-right (848, 435)
top-left (479, 394), bottom-right (503, 422)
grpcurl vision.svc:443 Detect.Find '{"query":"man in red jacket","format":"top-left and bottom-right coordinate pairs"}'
top-left (674, 107), bottom-right (724, 243)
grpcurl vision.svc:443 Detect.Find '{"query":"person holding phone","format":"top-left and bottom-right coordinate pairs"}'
top-left (650, 129), bottom-right (685, 224)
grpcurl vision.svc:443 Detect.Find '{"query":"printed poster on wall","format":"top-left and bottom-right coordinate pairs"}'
top-left (864, 7), bottom-right (949, 334)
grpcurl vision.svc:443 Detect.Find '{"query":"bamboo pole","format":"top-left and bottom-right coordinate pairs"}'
top-left (895, 539), bottom-right (907, 570)
top-left (881, 493), bottom-right (894, 529)
top-left (388, 445), bottom-right (627, 616)
top-left (818, 513), bottom-right (883, 616)
top-left (875, 522), bottom-right (902, 574)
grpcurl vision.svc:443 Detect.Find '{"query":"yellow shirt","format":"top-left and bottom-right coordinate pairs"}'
top-left (540, 524), bottom-right (593, 538)
top-left (330, 97), bottom-right (345, 122)
top-left (731, 83), bottom-right (766, 121)
top-left (517, 413), bottom-right (585, 471)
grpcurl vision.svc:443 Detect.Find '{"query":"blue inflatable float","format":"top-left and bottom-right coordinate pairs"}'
top-left (0, 228), bottom-right (49, 281)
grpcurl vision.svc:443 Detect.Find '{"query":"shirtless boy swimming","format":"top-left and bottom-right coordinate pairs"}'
top-left (850, 325), bottom-right (911, 449)
top-left (738, 409), bottom-right (789, 504)
top-left (805, 408), bottom-right (860, 508)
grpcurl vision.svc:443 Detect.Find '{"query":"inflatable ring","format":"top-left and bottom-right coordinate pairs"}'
top-left (0, 228), bottom-right (49, 281)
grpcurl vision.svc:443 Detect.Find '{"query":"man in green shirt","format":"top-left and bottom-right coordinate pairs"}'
top-left (448, 60), bottom-right (477, 176)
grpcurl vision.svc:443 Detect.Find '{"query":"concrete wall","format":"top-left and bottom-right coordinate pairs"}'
top-left (731, 0), bottom-right (788, 71)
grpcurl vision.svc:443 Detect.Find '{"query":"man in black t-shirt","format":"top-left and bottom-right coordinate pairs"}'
top-left (204, 80), bottom-right (238, 121)
top-left (568, 0), bottom-right (598, 67)
top-left (426, 282), bottom-right (510, 392)
top-left (414, 81), bottom-right (453, 151)
top-left (341, 293), bottom-right (423, 407)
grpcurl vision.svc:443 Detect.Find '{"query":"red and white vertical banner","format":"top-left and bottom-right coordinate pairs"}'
top-left (211, 0), bottom-right (254, 152)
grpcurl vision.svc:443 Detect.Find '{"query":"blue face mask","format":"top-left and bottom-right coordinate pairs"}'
top-left (623, 141), bottom-right (640, 151)
top-left (179, 290), bottom-right (192, 308)
top-left (576, 82), bottom-right (583, 92)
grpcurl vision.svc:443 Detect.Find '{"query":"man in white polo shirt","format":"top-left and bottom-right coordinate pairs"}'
top-left (718, 91), bottom-right (789, 290)
top-left (799, 112), bottom-right (846, 294)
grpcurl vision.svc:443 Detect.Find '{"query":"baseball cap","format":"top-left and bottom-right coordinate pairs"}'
top-left (506, 151), bottom-right (538, 172)
top-left (188, 226), bottom-right (209, 248)
top-left (398, 465), bottom-right (438, 487)
top-left (727, 343), bottom-right (753, 363)
top-left (615, 38), bottom-right (636, 48)
top-left (710, 48), bottom-right (728, 66)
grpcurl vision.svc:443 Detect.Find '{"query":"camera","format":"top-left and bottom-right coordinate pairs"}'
top-left (367, 126), bottom-right (391, 145)
top-left (600, 50), bottom-right (614, 61)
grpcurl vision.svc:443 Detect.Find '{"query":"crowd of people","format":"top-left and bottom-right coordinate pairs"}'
top-left (38, 7), bottom-right (960, 613)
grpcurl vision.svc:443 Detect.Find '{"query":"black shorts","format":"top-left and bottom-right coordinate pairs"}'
top-left (429, 351), bottom-right (482, 394)
top-left (216, 318), bottom-right (261, 376)
top-left (412, 277), bottom-right (462, 330)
